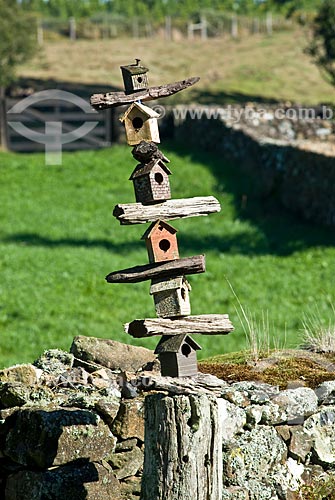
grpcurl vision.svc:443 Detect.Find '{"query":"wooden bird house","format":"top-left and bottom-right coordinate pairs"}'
top-left (142, 220), bottom-right (179, 263)
top-left (155, 334), bottom-right (201, 377)
top-left (120, 102), bottom-right (160, 146)
top-left (150, 276), bottom-right (191, 318)
top-left (129, 159), bottom-right (171, 204)
top-left (120, 59), bottom-right (149, 94)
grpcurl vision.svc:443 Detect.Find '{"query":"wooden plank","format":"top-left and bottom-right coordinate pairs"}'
top-left (113, 196), bottom-right (221, 225)
top-left (125, 314), bottom-right (234, 338)
top-left (105, 255), bottom-right (205, 284)
top-left (90, 77), bottom-right (200, 110)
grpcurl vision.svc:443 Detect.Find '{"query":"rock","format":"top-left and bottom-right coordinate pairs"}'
top-left (0, 365), bottom-right (41, 385)
top-left (275, 425), bottom-right (291, 442)
top-left (218, 399), bottom-right (246, 443)
top-left (222, 486), bottom-right (250, 499)
top-left (245, 405), bottom-right (263, 426)
top-left (222, 382), bottom-right (279, 409)
top-left (34, 349), bottom-right (74, 375)
top-left (304, 406), bottom-right (335, 466)
top-left (116, 438), bottom-right (138, 452)
top-left (119, 475), bottom-right (142, 499)
top-left (269, 387), bottom-right (318, 424)
top-left (108, 446), bottom-right (143, 479)
top-left (314, 381), bottom-right (335, 405)
top-left (301, 464), bottom-right (324, 486)
top-left (95, 397), bottom-right (120, 427)
top-left (5, 461), bottom-right (121, 500)
top-left (222, 426), bottom-right (287, 499)
top-left (112, 399), bottom-right (145, 442)
top-left (272, 458), bottom-right (304, 498)
top-left (70, 336), bottom-right (156, 373)
top-left (0, 382), bottom-right (31, 408)
top-left (289, 426), bottom-right (313, 462)
top-left (4, 407), bottom-right (116, 468)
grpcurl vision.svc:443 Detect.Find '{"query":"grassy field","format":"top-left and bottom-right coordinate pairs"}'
top-left (1, 143), bottom-right (334, 368)
top-left (18, 29), bottom-right (334, 105)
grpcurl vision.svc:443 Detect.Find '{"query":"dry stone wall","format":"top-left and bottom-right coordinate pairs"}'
top-left (168, 104), bottom-right (335, 228)
top-left (1, 337), bottom-right (335, 499)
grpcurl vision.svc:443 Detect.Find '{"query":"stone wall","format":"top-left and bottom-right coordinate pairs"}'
top-left (171, 105), bottom-right (335, 228)
top-left (1, 337), bottom-right (335, 499)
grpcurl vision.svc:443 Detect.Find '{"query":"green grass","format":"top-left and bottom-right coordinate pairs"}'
top-left (0, 143), bottom-right (335, 368)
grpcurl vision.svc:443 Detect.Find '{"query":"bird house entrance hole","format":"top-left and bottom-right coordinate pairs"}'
top-left (159, 239), bottom-right (171, 252)
top-left (132, 117), bottom-right (144, 130)
top-left (181, 343), bottom-right (192, 357)
top-left (154, 172), bottom-right (164, 184)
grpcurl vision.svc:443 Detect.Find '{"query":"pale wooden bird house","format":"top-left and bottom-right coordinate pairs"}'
top-left (142, 220), bottom-right (179, 263)
top-left (150, 276), bottom-right (191, 318)
top-left (120, 60), bottom-right (149, 94)
top-left (120, 102), bottom-right (160, 146)
top-left (129, 159), bottom-right (171, 204)
top-left (155, 334), bottom-right (201, 377)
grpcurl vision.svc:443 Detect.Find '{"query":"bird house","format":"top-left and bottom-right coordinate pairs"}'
top-left (120, 59), bottom-right (149, 94)
top-left (142, 220), bottom-right (179, 263)
top-left (150, 276), bottom-right (191, 318)
top-left (120, 102), bottom-right (160, 146)
top-left (155, 334), bottom-right (201, 377)
top-left (129, 159), bottom-right (171, 204)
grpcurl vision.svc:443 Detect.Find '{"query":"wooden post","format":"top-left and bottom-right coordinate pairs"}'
top-left (266, 12), bottom-right (273, 36)
top-left (231, 15), bottom-right (238, 38)
top-left (0, 87), bottom-right (9, 151)
top-left (200, 15), bottom-right (207, 41)
top-left (165, 16), bottom-right (172, 40)
top-left (37, 19), bottom-right (44, 46)
top-left (69, 17), bottom-right (76, 40)
top-left (141, 393), bottom-right (223, 500)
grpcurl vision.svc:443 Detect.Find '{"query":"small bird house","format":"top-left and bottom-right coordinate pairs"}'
top-left (150, 276), bottom-right (191, 318)
top-left (142, 220), bottom-right (179, 263)
top-left (155, 334), bottom-right (201, 377)
top-left (129, 159), bottom-right (171, 204)
top-left (120, 102), bottom-right (160, 146)
top-left (120, 59), bottom-right (149, 94)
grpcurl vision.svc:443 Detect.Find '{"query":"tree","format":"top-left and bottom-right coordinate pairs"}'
top-left (307, 0), bottom-right (335, 87)
top-left (0, 0), bottom-right (37, 150)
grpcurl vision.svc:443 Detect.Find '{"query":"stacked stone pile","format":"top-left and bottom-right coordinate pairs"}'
top-left (1, 338), bottom-right (335, 499)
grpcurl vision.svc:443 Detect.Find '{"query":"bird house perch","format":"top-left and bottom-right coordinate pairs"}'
top-left (120, 102), bottom-right (160, 146)
top-left (129, 159), bottom-right (172, 204)
top-left (142, 220), bottom-right (179, 263)
top-left (120, 59), bottom-right (149, 94)
top-left (150, 276), bottom-right (191, 318)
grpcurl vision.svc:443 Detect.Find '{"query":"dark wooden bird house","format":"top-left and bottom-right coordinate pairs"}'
top-left (129, 159), bottom-right (171, 204)
top-left (142, 220), bottom-right (179, 263)
top-left (155, 334), bottom-right (201, 377)
top-left (120, 102), bottom-right (160, 146)
top-left (150, 276), bottom-right (191, 318)
top-left (120, 59), bottom-right (149, 94)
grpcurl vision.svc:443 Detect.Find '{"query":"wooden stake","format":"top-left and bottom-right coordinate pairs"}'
top-left (106, 255), bottom-right (206, 284)
top-left (113, 196), bottom-right (221, 225)
top-left (125, 314), bottom-right (234, 338)
top-left (90, 77), bottom-right (200, 110)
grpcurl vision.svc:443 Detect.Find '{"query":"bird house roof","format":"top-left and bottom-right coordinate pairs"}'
top-left (120, 60), bottom-right (149, 76)
top-left (129, 159), bottom-right (172, 180)
top-left (155, 334), bottom-right (202, 354)
top-left (150, 276), bottom-right (191, 295)
top-left (141, 220), bottom-right (177, 241)
top-left (120, 102), bottom-right (159, 123)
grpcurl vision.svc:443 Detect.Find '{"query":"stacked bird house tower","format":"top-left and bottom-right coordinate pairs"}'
top-left (91, 60), bottom-right (234, 378)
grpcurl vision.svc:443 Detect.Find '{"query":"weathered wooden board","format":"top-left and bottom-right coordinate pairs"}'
top-left (125, 314), bottom-right (234, 338)
top-left (113, 196), bottom-right (221, 225)
top-left (141, 393), bottom-right (223, 500)
top-left (90, 77), bottom-right (200, 110)
top-left (105, 255), bottom-right (205, 284)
